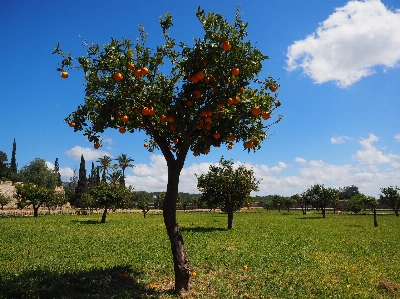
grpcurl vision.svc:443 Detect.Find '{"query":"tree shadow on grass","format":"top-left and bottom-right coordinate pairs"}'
top-left (71, 219), bottom-right (101, 225)
top-left (295, 216), bottom-right (324, 220)
top-left (181, 226), bottom-right (227, 233)
top-left (0, 265), bottom-right (164, 299)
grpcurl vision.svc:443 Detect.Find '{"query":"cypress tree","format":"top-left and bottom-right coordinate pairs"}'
top-left (10, 139), bottom-right (17, 175)
top-left (54, 158), bottom-right (62, 186)
top-left (74, 155), bottom-right (88, 206)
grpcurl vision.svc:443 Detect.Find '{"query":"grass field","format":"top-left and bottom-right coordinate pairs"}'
top-left (0, 210), bottom-right (399, 298)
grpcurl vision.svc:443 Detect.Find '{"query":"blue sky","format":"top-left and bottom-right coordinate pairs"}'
top-left (1, 0), bottom-right (399, 197)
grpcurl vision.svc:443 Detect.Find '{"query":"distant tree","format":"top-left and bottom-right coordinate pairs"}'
top-left (0, 151), bottom-right (9, 180)
top-left (0, 190), bottom-right (11, 209)
top-left (339, 185), bottom-right (359, 201)
top-left (14, 183), bottom-right (55, 217)
top-left (271, 195), bottom-right (285, 212)
top-left (306, 184), bottom-right (339, 218)
top-left (19, 158), bottom-right (58, 188)
top-left (10, 139), bottom-right (17, 176)
top-left (196, 157), bottom-right (259, 229)
top-left (115, 154), bottom-right (135, 186)
top-left (74, 155), bottom-right (88, 206)
top-left (283, 196), bottom-right (296, 212)
top-left (154, 192), bottom-right (165, 210)
top-left (107, 167), bottom-right (123, 185)
top-left (133, 191), bottom-right (152, 218)
top-left (295, 193), bottom-right (310, 215)
top-left (96, 155), bottom-right (113, 182)
top-left (64, 166), bottom-right (78, 203)
top-left (45, 192), bottom-right (68, 214)
top-left (91, 182), bottom-right (133, 223)
top-left (380, 186), bottom-right (400, 216)
top-left (54, 158), bottom-right (62, 187)
top-left (347, 193), bottom-right (366, 214)
top-left (364, 196), bottom-right (379, 227)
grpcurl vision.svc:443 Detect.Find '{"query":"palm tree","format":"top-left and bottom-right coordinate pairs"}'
top-left (96, 155), bottom-right (113, 182)
top-left (115, 154), bottom-right (135, 186)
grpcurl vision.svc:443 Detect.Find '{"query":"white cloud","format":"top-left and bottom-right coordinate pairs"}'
top-left (295, 157), bottom-right (307, 164)
top-left (64, 146), bottom-right (112, 161)
top-left (286, 0), bottom-right (400, 88)
top-left (352, 133), bottom-right (400, 164)
top-left (395, 134), bottom-right (400, 142)
top-left (45, 161), bottom-right (75, 182)
top-left (331, 135), bottom-right (352, 144)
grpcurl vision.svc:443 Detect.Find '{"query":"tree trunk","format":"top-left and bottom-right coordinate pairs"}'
top-left (101, 207), bottom-right (107, 223)
top-left (395, 209), bottom-right (399, 217)
top-left (227, 210), bottom-right (234, 230)
top-left (163, 162), bottom-right (191, 292)
top-left (33, 207), bottom-right (39, 217)
top-left (373, 208), bottom-right (378, 227)
top-left (322, 207), bottom-right (326, 218)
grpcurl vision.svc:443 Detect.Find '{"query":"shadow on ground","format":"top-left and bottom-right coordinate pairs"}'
top-left (0, 265), bottom-right (165, 299)
top-left (181, 226), bottom-right (227, 233)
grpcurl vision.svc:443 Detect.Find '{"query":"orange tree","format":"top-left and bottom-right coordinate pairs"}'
top-left (196, 157), bottom-right (259, 229)
top-left (53, 7), bottom-right (282, 292)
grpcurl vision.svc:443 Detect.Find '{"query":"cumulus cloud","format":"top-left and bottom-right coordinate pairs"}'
top-left (331, 135), bottom-right (352, 144)
top-left (65, 146), bottom-right (112, 161)
top-left (352, 133), bottom-right (400, 164)
top-left (45, 161), bottom-right (75, 182)
top-left (395, 134), bottom-right (400, 142)
top-left (295, 157), bottom-right (307, 164)
top-left (286, 0), bottom-right (400, 88)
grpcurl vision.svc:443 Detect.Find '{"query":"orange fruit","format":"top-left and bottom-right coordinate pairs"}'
top-left (186, 100), bottom-right (193, 107)
top-left (195, 71), bottom-right (205, 81)
top-left (69, 122), bottom-right (76, 127)
top-left (243, 265), bottom-right (248, 271)
top-left (227, 97), bottom-right (234, 105)
top-left (270, 85), bottom-right (277, 92)
top-left (191, 75), bottom-right (199, 83)
top-left (170, 124), bottom-right (177, 131)
top-left (204, 123), bottom-right (212, 130)
top-left (222, 41), bottom-right (231, 51)
top-left (133, 108), bottom-right (140, 114)
top-left (234, 97), bottom-right (240, 104)
top-left (245, 141), bottom-right (254, 149)
top-left (228, 143), bottom-right (233, 149)
top-left (232, 68), bottom-right (240, 76)
top-left (142, 107), bottom-right (149, 115)
top-left (141, 67), bottom-right (149, 75)
top-left (148, 107), bottom-right (155, 115)
top-left (114, 72), bottom-right (123, 82)
top-left (193, 152), bottom-right (199, 157)
top-left (192, 271), bottom-right (197, 278)
top-left (187, 75), bottom-right (193, 83)
top-left (204, 116), bottom-right (212, 123)
top-left (238, 86), bottom-right (245, 93)
top-left (213, 133), bottom-right (221, 139)
top-left (144, 143), bottom-right (149, 148)
top-left (123, 273), bottom-right (129, 279)
top-left (134, 69), bottom-right (142, 77)
top-left (204, 148), bottom-right (210, 154)
top-left (251, 107), bottom-right (261, 116)
top-left (160, 115), bottom-right (167, 122)
top-left (119, 126), bottom-right (126, 134)
top-left (229, 135), bottom-right (235, 142)
top-left (61, 71), bottom-right (68, 78)
top-left (173, 138), bottom-right (179, 144)
top-left (169, 145), bottom-right (173, 150)
top-left (94, 143), bottom-right (100, 149)
top-left (120, 115), bottom-right (129, 122)
top-left (262, 111), bottom-right (270, 120)
top-left (193, 90), bottom-right (201, 99)
top-left (216, 101), bottom-right (224, 109)
top-left (128, 63), bottom-right (134, 70)
top-left (167, 116), bottom-right (175, 123)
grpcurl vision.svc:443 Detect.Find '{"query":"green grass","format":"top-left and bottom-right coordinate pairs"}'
top-left (0, 210), bottom-right (399, 298)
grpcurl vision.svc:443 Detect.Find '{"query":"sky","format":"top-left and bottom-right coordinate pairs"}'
top-left (1, 0), bottom-right (399, 198)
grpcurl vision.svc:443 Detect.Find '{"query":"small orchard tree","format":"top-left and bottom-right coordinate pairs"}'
top-left (19, 158), bottom-right (58, 189)
top-left (196, 157), bottom-right (259, 229)
top-left (364, 196), bottom-right (379, 227)
top-left (271, 194), bottom-right (285, 212)
top-left (0, 190), bottom-right (11, 209)
top-left (91, 182), bottom-right (133, 223)
top-left (380, 186), bottom-right (400, 216)
top-left (283, 196), bottom-right (296, 212)
top-left (14, 183), bottom-right (55, 217)
top-left (306, 184), bottom-right (339, 218)
top-left (54, 7), bottom-right (282, 291)
top-left (132, 191), bottom-right (152, 218)
top-left (347, 193), bottom-right (366, 214)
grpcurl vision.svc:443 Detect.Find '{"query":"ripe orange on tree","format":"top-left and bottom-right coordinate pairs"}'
top-left (270, 85), bottom-right (277, 92)
top-left (173, 138), bottom-right (179, 144)
top-left (238, 86), bottom-right (245, 93)
top-left (195, 71), bottom-right (205, 81)
top-left (141, 67), bottom-right (149, 76)
top-left (160, 115), bottom-right (167, 122)
top-left (213, 132), bottom-right (221, 139)
top-left (193, 152), bottom-right (199, 157)
top-left (144, 143), bottom-right (149, 148)
top-left (186, 100), bottom-right (193, 107)
top-left (114, 72), bottom-right (123, 82)
top-left (204, 123), bottom-right (212, 130)
top-left (69, 121), bottom-right (76, 127)
top-left (170, 124), bottom-right (177, 131)
top-left (191, 75), bottom-right (199, 83)
top-left (216, 101), bottom-right (224, 109)
top-left (228, 143), bottom-right (233, 149)
top-left (227, 97), bottom-right (234, 105)
top-left (232, 68), bottom-right (240, 76)
top-left (94, 143), bottom-right (100, 149)
top-left (128, 63), bottom-right (135, 70)
top-left (222, 41), bottom-right (231, 51)
top-left (229, 135), bottom-right (236, 142)
top-left (142, 107), bottom-right (150, 115)
top-left (245, 141), bottom-right (254, 148)
top-left (193, 90), bottom-right (201, 99)
top-left (119, 126), bottom-right (126, 134)
top-left (262, 111), bottom-right (270, 120)
top-left (134, 69), bottom-right (142, 77)
top-left (167, 115), bottom-right (175, 123)
top-left (251, 107), bottom-right (261, 116)
top-left (61, 71), bottom-right (68, 78)
top-left (120, 115), bottom-right (129, 122)
top-left (234, 97), bottom-right (240, 104)
top-left (148, 106), bottom-right (155, 115)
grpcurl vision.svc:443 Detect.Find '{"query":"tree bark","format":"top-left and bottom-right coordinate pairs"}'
top-left (163, 161), bottom-right (191, 292)
top-left (101, 207), bottom-right (107, 223)
top-left (395, 209), bottom-right (399, 217)
top-left (322, 207), bottom-right (326, 218)
top-left (373, 208), bottom-right (378, 227)
top-left (227, 210), bottom-right (234, 230)
top-left (33, 206), bottom-right (39, 217)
